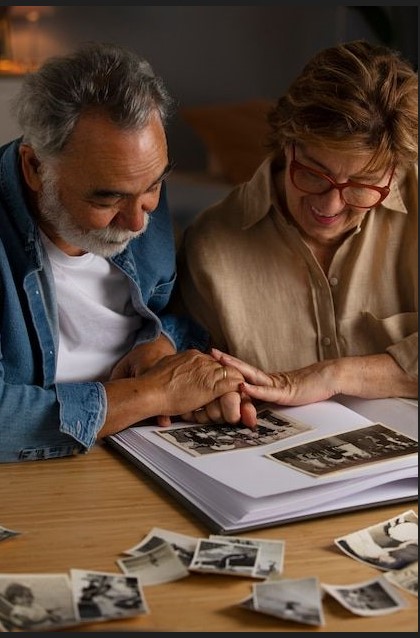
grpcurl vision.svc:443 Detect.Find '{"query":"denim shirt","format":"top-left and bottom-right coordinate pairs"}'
top-left (0, 139), bottom-right (208, 462)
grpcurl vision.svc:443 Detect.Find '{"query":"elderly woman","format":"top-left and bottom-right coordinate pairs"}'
top-left (175, 40), bottom-right (418, 424)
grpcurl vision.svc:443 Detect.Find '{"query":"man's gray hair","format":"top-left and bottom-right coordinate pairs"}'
top-left (13, 41), bottom-right (174, 159)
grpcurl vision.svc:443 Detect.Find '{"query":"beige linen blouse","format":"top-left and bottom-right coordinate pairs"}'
top-left (176, 159), bottom-right (418, 377)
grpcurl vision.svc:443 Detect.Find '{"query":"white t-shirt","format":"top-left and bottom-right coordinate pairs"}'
top-left (40, 232), bottom-right (143, 382)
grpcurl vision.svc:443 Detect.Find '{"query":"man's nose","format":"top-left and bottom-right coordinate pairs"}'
top-left (118, 192), bottom-right (159, 232)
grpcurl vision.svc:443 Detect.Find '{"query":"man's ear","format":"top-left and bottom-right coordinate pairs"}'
top-left (19, 144), bottom-right (42, 191)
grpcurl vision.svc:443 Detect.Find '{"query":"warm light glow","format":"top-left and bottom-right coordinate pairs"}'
top-left (0, 57), bottom-right (37, 74)
top-left (0, 6), bottom-right (57, 75)
top-left (9, 7), bottom-right (56, 20)
top-left (26, 11), bottom-right (41, 24)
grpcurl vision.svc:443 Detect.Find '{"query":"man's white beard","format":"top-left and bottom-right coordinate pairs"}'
top-left (38, 165), bottom-right (149, 257)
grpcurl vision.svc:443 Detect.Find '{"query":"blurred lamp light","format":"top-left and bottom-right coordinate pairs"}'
top-left (0, 6), bottom-right (56, 75)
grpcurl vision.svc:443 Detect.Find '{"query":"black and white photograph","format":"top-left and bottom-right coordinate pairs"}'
top-left (209, 534), bottom-right (285, 579)
top-left (322, 576), bottom-right (408, 616)
top-left (156, 407), bottom-right (312, 457)
top-left (0, 525), bottom-right (21, 543)
top-left (124, 527), bottom-right (198, 568)
top-left (70, 569), bottom-right (148, 622)
top-left (0, 573), bottom-right (78, 632)
top-left (335, 509), bottom-right (418, 571)
top-left (189, 539), bottom-right (260, 577)
top-left (242, 577), bottom-right (325, 626)
top-left (117, 540), bottom-right (190, 585)
top-left (267, 423), bottom-right (418, 477)
top-left (384, 561), bottom-right (418, 597)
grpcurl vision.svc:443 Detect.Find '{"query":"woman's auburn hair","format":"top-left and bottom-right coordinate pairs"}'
top-left (267, 40), bottom-right (418, 172)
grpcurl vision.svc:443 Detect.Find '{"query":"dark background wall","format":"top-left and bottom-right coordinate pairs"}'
top-left (3, 5), bottom-right (418, 170)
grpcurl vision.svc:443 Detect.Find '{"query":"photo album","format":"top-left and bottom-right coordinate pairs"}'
top-left (107, 397), bottom-right (418, 534)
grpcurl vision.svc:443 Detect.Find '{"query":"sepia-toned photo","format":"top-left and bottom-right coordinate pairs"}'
top-left (0, 525), bottom-right (21, 543)
top-left (124, 527), bottom-right (198, 568)
top-left (209, 534), bottom-right (285, 579)
top-left (0, 573), bottom-right (78, 632)
top-left (117, 540), bottom-right (190, 585)
top-left (384, 561), bottom-right (418, 597)
top-left (156, 406), bottom-right (312, 457)
top-left (322, 576), bottom-right (407, 616)
top-left (266, 423), bottom-right (417, 477)
top-left (189, 539), bottom-right (260, 577)
top-left (335, 509), bottom-right (418, 571)
top-left (242, 577), bottom-right (325, 626)
top-left (70, 569), bottom-right (148, 622)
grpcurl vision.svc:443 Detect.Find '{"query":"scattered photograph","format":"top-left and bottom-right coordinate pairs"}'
top-left (0, 525), bottom-right (21, 543)
top-left (322, 576), bottom-right (407, 616)
top-left (0, 573), bottom-right (78, 632)
top-left (266, 423), bottom-right (417, 477)
top-left (384, 561), bottom-right (418, 597)
top-left (156, 406), bottom-right (312, 457)
top-left (209, 534), bottom-right (285, 579)
top-left (124, 527), bottom-right (198, 568)
top-left (117, 540), bottom-right (190, 585)
top-left (189, 539), bottom-right (260, 577)
top-left (241, 577), bottom-right (325, 626)
top-left (70, 569), bottom-right (148, 622)
top-left (335, 509), bottom-right (418, 571)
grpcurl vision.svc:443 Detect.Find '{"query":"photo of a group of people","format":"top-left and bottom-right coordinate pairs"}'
top-left (156, 405), bottom-right (312, 456)
top-left (267, 423), bottom-right (417, 477)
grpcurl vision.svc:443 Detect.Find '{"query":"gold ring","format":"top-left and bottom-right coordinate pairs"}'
top-left (222, 367), bottom-right (227, 380)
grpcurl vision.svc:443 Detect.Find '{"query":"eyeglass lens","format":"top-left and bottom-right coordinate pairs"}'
top-left (292, 166), bottom-right (384, 207)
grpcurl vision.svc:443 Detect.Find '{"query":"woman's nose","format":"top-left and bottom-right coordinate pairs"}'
top-left (316, 187), bottom-right (348, 213)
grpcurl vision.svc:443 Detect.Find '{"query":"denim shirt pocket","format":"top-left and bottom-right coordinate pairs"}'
top-left (147, 274), bottom-right (176, 315)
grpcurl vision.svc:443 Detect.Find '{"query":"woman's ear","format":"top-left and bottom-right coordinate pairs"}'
top-left (19, 144), bottom-right (42, 191)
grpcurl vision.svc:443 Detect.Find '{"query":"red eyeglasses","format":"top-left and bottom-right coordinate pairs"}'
top-left (290, 145), bottom-right (394, 208)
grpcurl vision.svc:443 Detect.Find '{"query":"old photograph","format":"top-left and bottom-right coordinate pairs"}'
top-left (209, 534), bottom-right (285, 579)
top-left (0, 573), bottom-right (78, 632)
top-left (322, 576), bottom-right (407, 616)
top-left (249, 577), bottom-right (325, 626)
top-left (189, 539), bottom-right (260, 577)
top-left (70, 569), bottom-right (148, 621)
top-left (0, 525), bottom-right (20, 543)
top-left (124, 527), bottom-right (198, 568)
top-left (156, 407), bottom-right (312, 457)
top-left (267, 423), bottom-right (417, 477)
top-left (384, 561), bottom-right (418, 597)
top-left (117, 540), bottom-right (190, 585)
top-left (335, 509), bottom-right (418, 571)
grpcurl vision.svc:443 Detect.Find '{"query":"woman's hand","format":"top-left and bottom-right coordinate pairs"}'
top-left (180, 390), bottom-right (258, 428)
top-left (211, 348), bottom-right (338, 406)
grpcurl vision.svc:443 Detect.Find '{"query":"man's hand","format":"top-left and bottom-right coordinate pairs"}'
top-left (110, 334), bottom-right (176, 379)
top-left (99, 349), bottom-right (247, 438)
top-left (110, 334), bottom-right (176, 426)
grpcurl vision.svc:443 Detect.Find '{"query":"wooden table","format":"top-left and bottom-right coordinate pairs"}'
top-left (1, 442), bottom-right (417, 632)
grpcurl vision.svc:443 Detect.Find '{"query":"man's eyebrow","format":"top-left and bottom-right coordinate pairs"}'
top-left (158, 160), bottom-right (175, 183)
top-left (147, 161), bottom-right (175, 189)
top-left (90, 162), bottom-right (175, 199)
